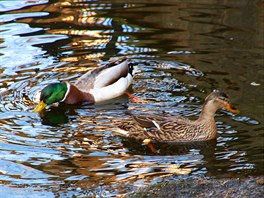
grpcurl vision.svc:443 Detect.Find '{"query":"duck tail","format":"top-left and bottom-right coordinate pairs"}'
top-left (128, 62), bottom-right (134, 76)
top-left (129, 61), bottom-right (141, 76)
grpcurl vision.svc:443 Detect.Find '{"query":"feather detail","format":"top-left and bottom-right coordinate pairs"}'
top-left (74, 59), bottom-right (130, 91)
top-left (152, 120), bottom-right (161, 131)
top-left (67, 59), bottom-right (133, 104)
top-left (63, 84), bottom-right (95, 104)
top-left (93, 60), bottom-right (129, 88)
top-left (61, 82), bottom-right (71, 102)
top-left (89, 73), bottom-right (132, 103)
top-left (66, 59), bottom-right (133, 104)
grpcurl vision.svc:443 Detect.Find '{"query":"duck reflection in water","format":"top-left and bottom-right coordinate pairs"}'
top-left (39, 105), bottom-right (73, 126)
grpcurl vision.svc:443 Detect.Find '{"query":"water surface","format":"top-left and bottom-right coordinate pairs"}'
top-left (0, 0), bottom-right (263, 196)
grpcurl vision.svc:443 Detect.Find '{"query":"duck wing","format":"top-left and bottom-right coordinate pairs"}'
top-left (140, 118), bottom-right (199, 142)
top-left (131, 114), bottom-right (171, 128)
top-left (131, 113), bottom-right (190, 127)
top-left (117, 113), bottom-right (198, 142)
top-left (74, 58), bottom-right (131, 92)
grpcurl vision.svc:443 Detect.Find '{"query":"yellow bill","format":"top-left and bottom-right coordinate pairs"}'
top-left (33, 100), bottom-right (47, 112)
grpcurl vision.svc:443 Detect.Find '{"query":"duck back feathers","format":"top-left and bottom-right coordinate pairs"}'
top-left (74, 59), bottom-right (130, 91)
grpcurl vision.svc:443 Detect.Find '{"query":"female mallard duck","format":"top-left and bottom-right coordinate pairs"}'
top-left (113, 90), bottom-right (238, 143)
top-left (33, 58), bottom-right (134, 112)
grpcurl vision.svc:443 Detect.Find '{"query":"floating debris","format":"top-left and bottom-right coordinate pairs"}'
top-left (250, 82), bottom-right (261, 86)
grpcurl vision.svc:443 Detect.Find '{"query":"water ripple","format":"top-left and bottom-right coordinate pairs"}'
top-left (0, 12), bottom-right (49, 23)
top-left (0, 0), bottom-right (262, 196)
top-left (0, 0), bottom-right (48, 12)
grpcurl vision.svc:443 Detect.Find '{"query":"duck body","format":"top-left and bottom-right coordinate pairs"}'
top-left (115, 114), bottom-right (217, 143)
top-left (114, 90), bottom-right (238, 143)
top-left (34, 58), bottom-right (133, 112)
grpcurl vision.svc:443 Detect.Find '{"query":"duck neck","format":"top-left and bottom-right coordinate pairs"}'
top-left (195, 103), bottom-right (218, 140)
top-left (198, 101), bottom-right (218, 121)
top-left (62, 82), bottom-right (95, 105)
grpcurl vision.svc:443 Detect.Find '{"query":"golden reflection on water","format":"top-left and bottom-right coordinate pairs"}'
top-left (51, 66), bottom-right (94, 73)
top-left (51, 29), bottom-right (103, 38)
top-left (0, 0), bottom-right (263, 196)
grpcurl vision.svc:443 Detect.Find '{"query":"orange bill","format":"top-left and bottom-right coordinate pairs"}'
top-left (225, 103), bottom-right (239, 114)
top-left (33, 100), bottom-right (47, 112)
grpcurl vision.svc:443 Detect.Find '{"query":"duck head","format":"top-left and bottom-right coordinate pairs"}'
top-left (203, 90), bottom-right (238, 115)
top-left (33, 82), bottom-right (68, 112)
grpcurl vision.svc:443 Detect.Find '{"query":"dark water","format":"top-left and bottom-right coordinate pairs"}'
top-left (0, 0), bottom-right (263, 197)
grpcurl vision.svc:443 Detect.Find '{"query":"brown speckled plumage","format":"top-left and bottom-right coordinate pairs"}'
top-left (114, 90), bottom-right (238, 143)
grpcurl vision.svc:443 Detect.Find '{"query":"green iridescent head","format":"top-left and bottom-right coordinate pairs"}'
top-left (33, 82), bottom-right (68, 112)
top-left (40, 82), bottom-right (68, 104)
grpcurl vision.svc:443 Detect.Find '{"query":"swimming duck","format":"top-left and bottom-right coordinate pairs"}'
top-left (113, 90), bottom-right (238, 143)
top-left (33, 58), bottom-right (134, 112)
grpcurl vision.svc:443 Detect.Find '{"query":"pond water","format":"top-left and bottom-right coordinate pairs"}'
top-left (0, 0), bottom-right (263, 197)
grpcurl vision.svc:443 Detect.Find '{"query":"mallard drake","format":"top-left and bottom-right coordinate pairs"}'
top-left (33, 58), bottom-right (134, 112)
top-left (113, 90), bottom-right (238, 143)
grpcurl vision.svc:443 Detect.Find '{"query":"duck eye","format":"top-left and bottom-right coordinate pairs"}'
top-left (218, 97), bottom-right (229, 104)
